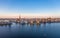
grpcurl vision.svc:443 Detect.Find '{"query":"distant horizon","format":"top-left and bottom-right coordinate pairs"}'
top-left (0, 14), bottom-right (60, 18)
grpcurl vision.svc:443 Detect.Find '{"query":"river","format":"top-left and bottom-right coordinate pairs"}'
top-left (0, 23), bottom-right (60, 38)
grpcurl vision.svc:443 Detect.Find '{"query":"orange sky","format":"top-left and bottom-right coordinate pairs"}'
top-left (0, 14), bottom-right (60, 18)
top-left (21, 14), bottom-right (60, 18)
top-left (0, 14), bottom-right (19, 18)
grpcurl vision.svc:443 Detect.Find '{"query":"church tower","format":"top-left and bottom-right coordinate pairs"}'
top-left (16, 15), bottom-right (21, 23)
top-left (19, 15), bottom-right (21, 21)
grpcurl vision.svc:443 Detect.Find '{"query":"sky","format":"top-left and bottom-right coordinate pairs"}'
top-left (0, 0), bottom-right (60, 18)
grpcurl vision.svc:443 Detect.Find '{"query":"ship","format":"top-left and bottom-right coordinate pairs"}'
top-left (0, 20), bottom-right (12, 25)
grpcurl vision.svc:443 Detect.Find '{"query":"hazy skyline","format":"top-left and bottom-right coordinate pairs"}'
top-left (0, 0), bottom-right (60, 18)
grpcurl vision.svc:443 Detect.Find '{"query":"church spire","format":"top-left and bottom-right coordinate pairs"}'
top-left (18, 14), bottom-right (21, 21)
top-left (19, 15), bottom-right (21, 19)
top-left (16, 14), bottom-right (21, 23)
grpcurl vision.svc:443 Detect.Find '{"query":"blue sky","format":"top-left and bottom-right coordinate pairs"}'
top-left (0, 0), bottom-right (60, 18)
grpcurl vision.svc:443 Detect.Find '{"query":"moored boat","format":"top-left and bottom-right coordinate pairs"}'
top-left (0, 20), bottom-right (12, 25)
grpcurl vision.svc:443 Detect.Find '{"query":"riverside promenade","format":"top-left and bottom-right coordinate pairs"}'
top-left (16, 17), bottom-right (60, 25)
top-left (0, 17), bottom-right (60, 25)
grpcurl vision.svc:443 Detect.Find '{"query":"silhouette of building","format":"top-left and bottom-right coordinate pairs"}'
top-left (16, 15), bottom-right (21, 23)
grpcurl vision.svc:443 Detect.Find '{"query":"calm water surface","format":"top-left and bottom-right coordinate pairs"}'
top-left (0, 23), bottom-right (60, 38)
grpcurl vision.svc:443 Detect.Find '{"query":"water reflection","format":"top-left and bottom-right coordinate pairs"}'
top-left (1, 25), bottom-right (11, 30)
top-left (0, 24), bottom-right (11, 27)
top-left (0, 23), bottom-right (60, 38)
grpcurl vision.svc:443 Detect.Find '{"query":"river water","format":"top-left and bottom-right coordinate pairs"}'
top-left (0, 23), bottom-right (60, 38)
